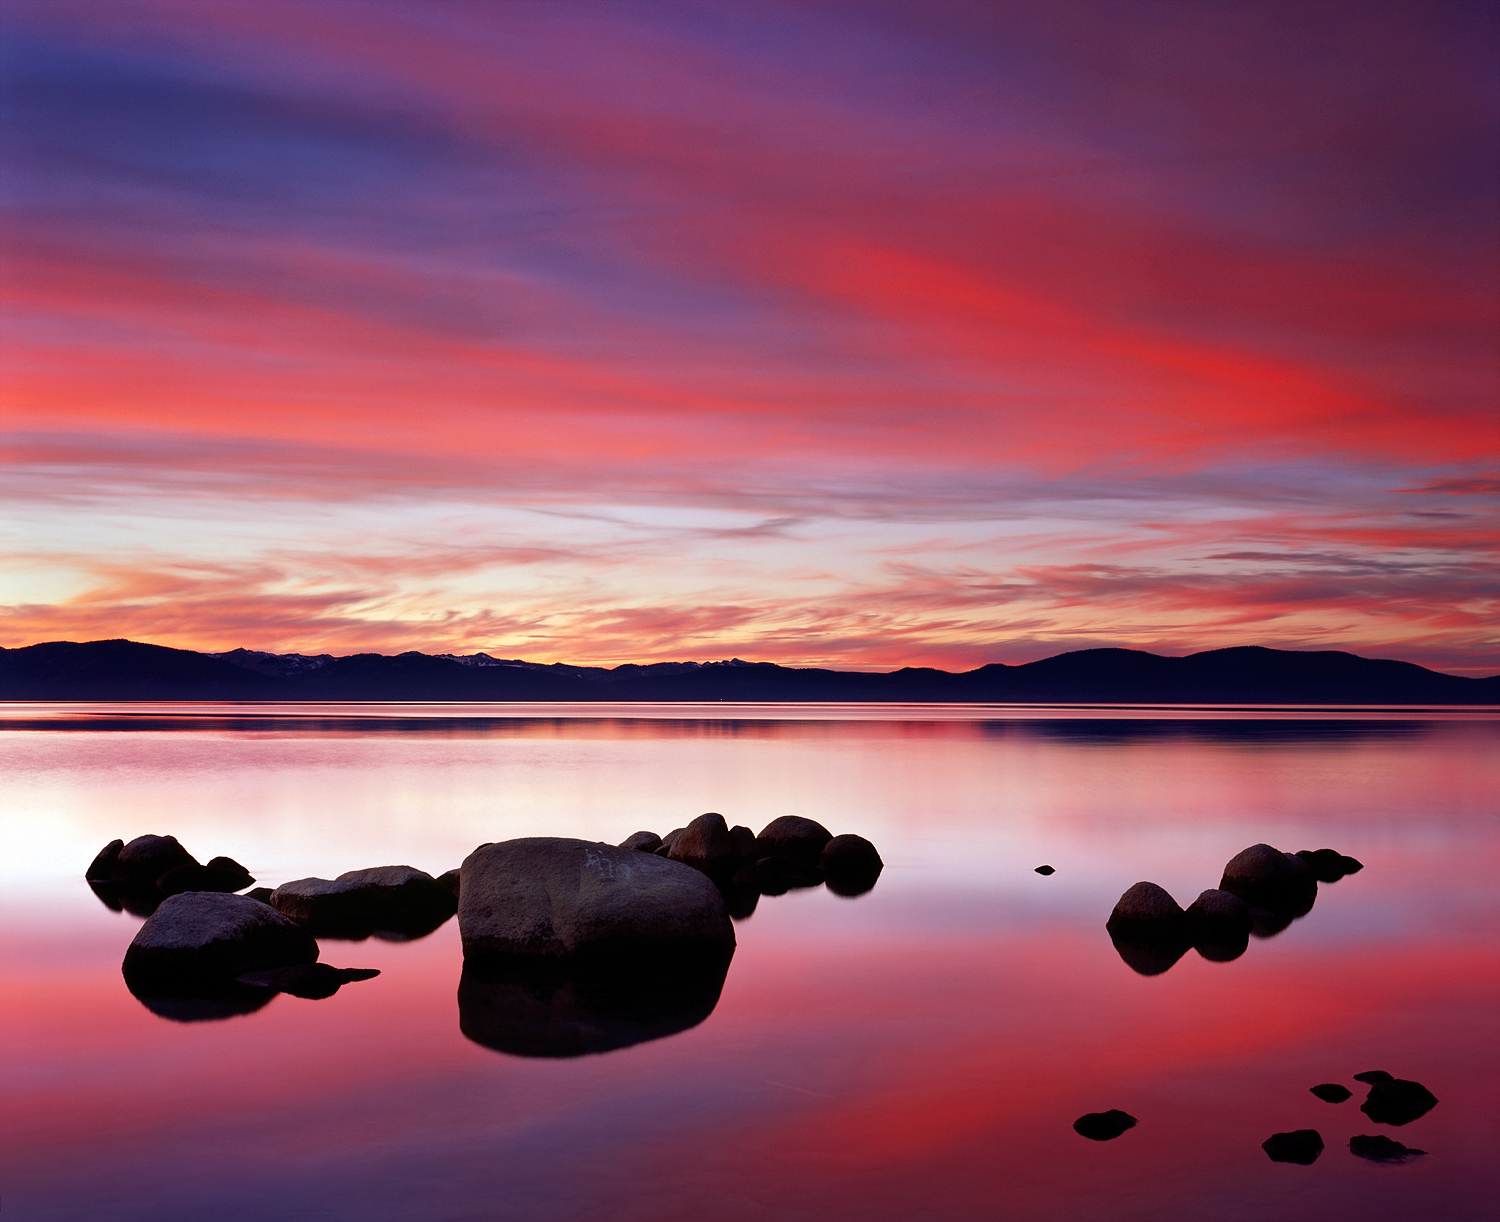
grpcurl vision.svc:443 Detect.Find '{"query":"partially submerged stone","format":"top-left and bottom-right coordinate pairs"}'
top-left (732, 855), bottom-right (825, 897)
top-left (458, 837), bottom-right (735, 968)
top-left (1310, 1083), bottom-right (1352, 1103)
top-left (1186, 888), bottom-right (1252, 962)
top-left (654, 828), bottom-right (687, 857)
top-left (113, 834), bottom-right (198, 883)
top-left (820, 834), bottom-right (883, 897)
top-left (1262, 1129), bottom-right (1323, 1164)
top-left (86, 839), bottom-right (124, 881)
top-left (122, 892), bottom-right (318, 988)
top-left (1349, 1134), bottom-right (1425, 1163)
top-left (669, 812), bottom-right (736, 873)
top-left (237, 963), bottom-right (380, 999)
top-left (1296, 847), bottom-right (1363, 882)
top-left (156, 858), bottom-right (255, 896)
top-left (436, 868), bottom-right (461, 898)
top-left (755, 815), bottom-right (833, 865)
top-left (1219, 843), bottom-right (1316, 908)
top-left (619, 831), bottom-right (661, 853)
top-left (1073, 1110), bottom-right (1136, 1141)
top-left (1107, 882), bottom-right (1186, 934)
top-left (1361, 1077), bottom-right (1438, 1126)
top-left (1353, 1070), bottom-right (1394, 1083)
top-left (1034, 864), bottom-right (1055, 875)
top-left (270, 865), bottom-right (456, 938)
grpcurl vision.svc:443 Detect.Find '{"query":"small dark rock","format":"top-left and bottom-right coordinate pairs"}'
top-left (618, 831), bottom-right (661, 853)
top-left (156, 862), bottom-right (256, 896)
top-left (436, 868), bottom-right (461, 898)
top-left (1353, 1070), bottom-right (1395, 1083)
top-left (1296, 848), bottom-right (1354, 882)
top-left (1106, 882), bottom-right (1187, 934)
top-left (1262, 1129), bottom-right (1324, 1164)
top-left (732, 856), bottom-right (825, 896)
top-left (669, 812), bottom-right (737, 873)
top-left (1349, 1134), bottom-right (1425, 1163)
top-left (1072, 1110), bottom-right (1136, 1141)
top-left (1034, 864), bottom-right (1055, 875)
top-left (819, 834), bottom-right (883, 896)
top-left (86, 839), bottom-right (124, 881)
top-left (114, 834), bottom-right (198, 883)
top-left (728, 824), bottom-right (757, 861)
top-left (654, 828), bottom-right (687, 856)
top-left (755, 815), bottom-right (833, 865)
top-left (1310, 1083), bottom-right (1352, 1103)
top-left (1337, 855), bottom-right (1363, 874)
top-left (123, 892), bottom-right (318, 987)
top-left (1361, 1077), bottom-right (1438, 1126)
top-left (243, 887), bottom-right (275, 904)
top-left (236, 963), bottom-right (380, 999)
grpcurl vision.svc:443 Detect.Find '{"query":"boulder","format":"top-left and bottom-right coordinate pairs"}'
top-left (1106, 882), bottom-right (1186, 934)
top-left (728, 824), bottom-right (757, 861)
top-left (243, 887), bottom-right (275, 904)
top-left (668, 812), bottom-right (736, 873)
top-left (458, 838), bottom-right (735, 968)
top-left (1296, 847), bottom-right (1362, 882)
top-left (122, 892), bottom-right (318, 987)
top-left (114, 834), bottom-right (198, 883)
top-left (1361, 1077), bottom-right (1437, 1126)
top-left (1262, 1129), bottom-right (1323, 1164)
top-left (1186, 888), bottom-right (1252, 961)
top-left (1072, 1110), bottom-right (1136, 1141)
top-left (458, 955), bottom-right (729, 1058)
top-left (1349, 1134), bottom-right (1424, 1163)
top-left (1310, 1083), bottom-right (1352, 1103)
top-left (732, 856), bottom-right (825, 897)
top-left (619, 831), bottom-right (662, 853)
top-left (1034, 864), bottom-right (1055, 875)
top-left (436, 868), bottom-right (461, 897)
top-left (755, 816), bottom-right (833, 865)
top-left (86, 839), bottom-right (123, 881)
top-left (820, 834), bottom-right (883, 896)
top-left (236, 963), bottom-right (380, 999)
top-left (157, 859), bottom-right (255, 896)
top-left (1219, 843), bottom-right (1315, 907)
top-left (271, 866), bottom-right (457, 939)
top-left (654, 828), bottom-right (687, 857)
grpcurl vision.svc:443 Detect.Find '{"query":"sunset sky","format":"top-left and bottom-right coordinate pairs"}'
top-left (3, 0), bottom-right (1496, 674)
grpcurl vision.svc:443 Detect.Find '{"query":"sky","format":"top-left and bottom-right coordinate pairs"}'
top-left (2, 0), bottom-right (1496, 674)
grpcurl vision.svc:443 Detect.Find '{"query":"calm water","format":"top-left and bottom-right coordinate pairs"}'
top-left (2, 704), bottom-right (1497, 1222)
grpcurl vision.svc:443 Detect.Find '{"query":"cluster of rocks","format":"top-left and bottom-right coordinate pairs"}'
top-left (1261, 1070), bottom-right (1437, 1165)
top-left (1105, 842), bottom-right (1362, 975)
top-left (267, 866), bottom-right (457, 940)
top-left (86, 834), bottom-right (256, 916)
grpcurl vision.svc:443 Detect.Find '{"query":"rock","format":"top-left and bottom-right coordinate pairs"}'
top-left (1106, 882), bottom-right (1186, 933)
top-left (1295, 848), bottom-right (1362, 883)
top-left (720, 881), bottom-right (760, 921)
top-left (459, 955), bottom-right (729, 1058)
top-left (1337, 854), bottom-right (1363, 875)
top-left (271, 866), bottom-right (456, 935)
top-left (458, 838), bottom-right (735, 967)
top-left (1353, 1070), bottom-right (1394, 1083)
top-left (619, 831), bottom-right (661, 853)
top-left (1035, 865), bottom-right (1055, 875)
top-left (1310, 1083), bottom-right (1352, 1103)
top-left (243, 887), bottom-right (275, 904)
top-left (1349, 1134), bottom-right (1425, 1162)
top-left (1072, 1110), bottom-right (1136, 1141)
top-left (436, 868), bottom-right (461, 897)
top-left (1262, 1129), bottom-right (1323, 1164)
top-left (86, 839), bottom-right (124, 881)
top-left (820, 834), bottom-right (882, 880)
top-left (755, 816), bottom-right (833, 865)
top-left (156, 861), bottom-right (256, 896)
top-left (668, 812), bottom-right (736, 873)
top-left (1185, 888), bottom-right (1252, 961)
top-left (728, 825), bottom-right (757, 861)
top-left (732, 856), bottom-right (825, 896)
top-left (114, 834), bottom-right (198, 883)
top-left (122, 892), bottom-right (318, 987)
top-left (236, 963), bottom-right (380, 999)
top-left (1219, 843), bottom-right (1315, 907)
top-left (1361, 1078), bottom-right (1438, 1126)
top-left (654, 828), bottom-right (687, 856)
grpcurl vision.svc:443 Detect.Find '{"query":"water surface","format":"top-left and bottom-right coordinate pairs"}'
top-left (2, 705), bottom-right (1496, 1220)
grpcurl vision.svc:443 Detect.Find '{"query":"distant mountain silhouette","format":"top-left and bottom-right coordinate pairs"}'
top-left (3, 639), bottom-right (1496, 703)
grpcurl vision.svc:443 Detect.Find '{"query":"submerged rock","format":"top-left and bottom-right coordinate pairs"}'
top-left (1361, 1077), bottom-right (1438, 1126)
top-left (669, 812), bottom-right (737, 873)
top-left (1262, 1129), bottom-right (1324, 1164)
top-left (458, 837), bottom-right (735, 968)
top-left (236, 963), bottom-right (380, 999)
top-left (618, 831), bottom-right (661, 853)
top-left (1072, 1110), bottom-right (1137, 1141)
top-left (732, 855), bottom-right (825, 897)
top-left (1034, 864), bottom-right (1055, 875)
top-left (1310, 1083), bottom-right (1352, 1103)
top-left (1296, 847), bottom-right (1363, 882)
top-left (1349, 1134), bottom-right (1425, 1163)
top-left (755, 815), bottom-right (833, 865)
top-left (123, 892), bottom-right (318, 987)
top-left (156, 858), bottom-right (255, 896)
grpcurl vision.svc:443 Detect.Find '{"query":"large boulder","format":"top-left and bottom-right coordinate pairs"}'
top-left (820, 834), bottom-right (883, 896)
top-left (86, 839), bottom-right (124, 881)
top-left (458, 838), bottom-right (735, 968)
top-left (619, 831), bottom-right (661, 853)
top-left (1185, 888), bottom-right (1252, 962)
top-left (654, 828), bottom-right (687, 857)
top-left (122, 892), bottom-right (318, 987)
top-left (1361, 1077), bottom-right (1438, 1126)
top-left (1219, 843), bottom-right (1315, 907)
top-left (113, 834), bottom-right (198, 883)
top-left (1261, 1129), bottom-right (1323, 1164)
top-left (755, 816), bottom-right (833, 865)
top-left (1107, 882), bottom-right (1190, 976)
top-left (668, 812), bottom-right (736, 873)
top-left (271, 865), bottom-right (456, 939)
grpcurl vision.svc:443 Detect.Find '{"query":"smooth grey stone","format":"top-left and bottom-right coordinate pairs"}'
top-left (619, 831), bottom-right (662, 853)
top-left (754, 815), bottom-right (833, 864)
top-left (669, 812), bottom-right (736, 872)
top-left (123, 892), bottom-right (318, 986)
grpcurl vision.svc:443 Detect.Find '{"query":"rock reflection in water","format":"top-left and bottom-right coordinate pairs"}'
top-left (125, 977), bottom-right (279, 1023)
top-left (458, 956), bottom-right (732, 1058)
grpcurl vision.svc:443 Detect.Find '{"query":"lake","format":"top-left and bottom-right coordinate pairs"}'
top-left (2, 703), bottom-right (1496, 1221)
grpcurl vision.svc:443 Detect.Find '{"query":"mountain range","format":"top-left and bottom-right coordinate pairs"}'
top-left (2, 639), bottom-right (1496, 704)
